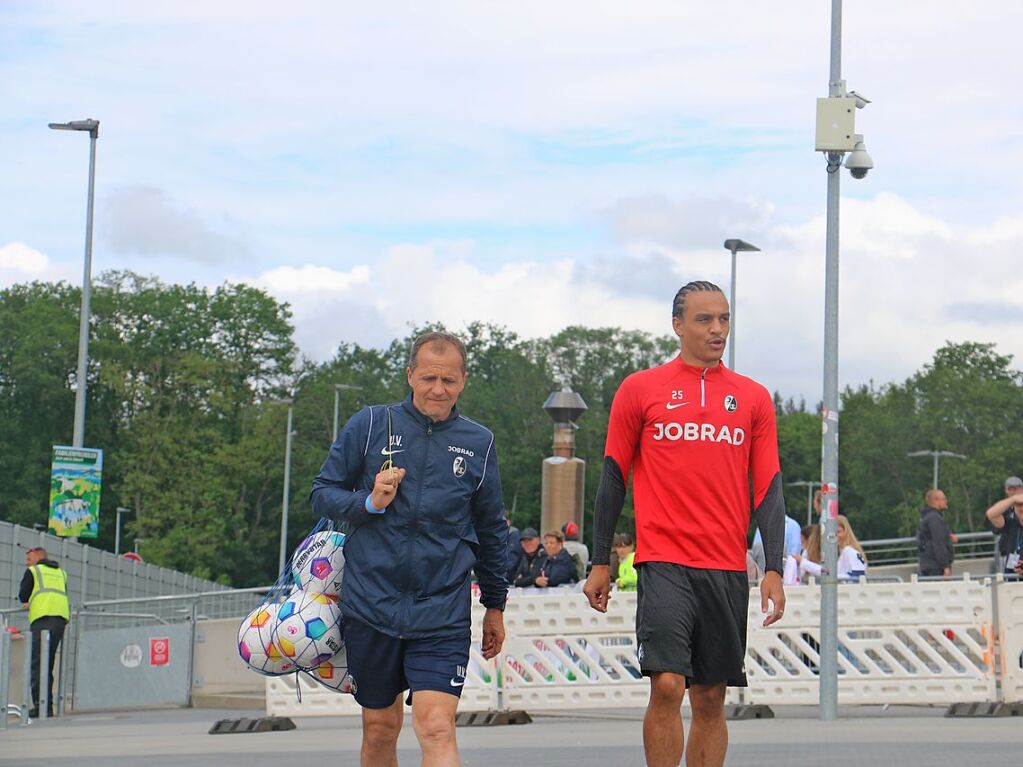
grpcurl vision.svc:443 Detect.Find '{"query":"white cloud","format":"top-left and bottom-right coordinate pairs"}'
top-left (0, 242), bottom-right (49, 274)
top-left (257, 264), bottom-right (371, 294)
top-left (0, 242), bottom-right (79, 291)
top-left (239, 193), bottom-right (1023, 402)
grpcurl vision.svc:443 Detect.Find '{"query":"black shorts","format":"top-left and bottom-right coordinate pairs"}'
top-left (343, 617), bottom-right (470, 709)
top-left (635, 562), bottom-right (749, 687)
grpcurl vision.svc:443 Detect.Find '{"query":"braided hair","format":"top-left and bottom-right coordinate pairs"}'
top-left (671, 280), bottom-right (724, 319)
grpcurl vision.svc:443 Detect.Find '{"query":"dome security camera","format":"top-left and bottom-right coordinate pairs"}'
top-left (844, 134), bottom-right (873, 179)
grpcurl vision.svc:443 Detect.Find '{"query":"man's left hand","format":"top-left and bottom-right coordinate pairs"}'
top-left (760, 570), bottom-right (785, 627)
top-left (481, 607), bottom-right (505, 660)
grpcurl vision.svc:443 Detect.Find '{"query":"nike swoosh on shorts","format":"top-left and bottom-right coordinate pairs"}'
top-left (665, 402), bottom-right (689, 409)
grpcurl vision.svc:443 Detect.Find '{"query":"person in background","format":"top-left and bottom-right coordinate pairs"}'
top-left (505, 514), bottom-right (523, 584)
top-left (752, 513), bottom-right (802, 573)
top-left (513, 528), bottom-right (548, 587)
top-left (535, 530), bottom-right (578, 588)
top-left (796, 520), bottom-right (869, 581)
top-left (614, 533), bottom-right (637, 590)
top-left (918, 489), bottom-right (955, 577)
top-left (19, 546), bottom-right (70, 718)
top-left (562, 521), bottom-right (590, 581)
top-left (986, 477), bottom-right (1023, 574)
top-left (783, 525), bottom-right (817, 586)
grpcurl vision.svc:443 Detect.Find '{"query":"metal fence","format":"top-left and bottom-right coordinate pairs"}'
top-left (2, 586), bottom-right (269, 720)
top-left (1, 521), bottom-right (230, 633)
top-left (860, 530), bottom-right (999, 567)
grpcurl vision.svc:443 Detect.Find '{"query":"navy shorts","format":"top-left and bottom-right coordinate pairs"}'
top-left (343, 617), bottom-right (471, 709)
top-left (636, 562), bottom-right (749, 687)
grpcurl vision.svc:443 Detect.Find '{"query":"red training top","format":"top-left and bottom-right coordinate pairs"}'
top-left (603, 356), bottom-right (781, 571)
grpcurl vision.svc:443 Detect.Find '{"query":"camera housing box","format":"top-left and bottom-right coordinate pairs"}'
top-left (815, 98), bottom-right (856, 151)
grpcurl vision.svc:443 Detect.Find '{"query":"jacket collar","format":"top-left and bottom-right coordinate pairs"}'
top-left (399, 393), bottom-right (461, 429)
top-left (673, 355), bottom-right (728, 378)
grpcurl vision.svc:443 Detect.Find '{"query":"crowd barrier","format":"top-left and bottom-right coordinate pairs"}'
top-left (267, 577), bottom-right (1023, 717)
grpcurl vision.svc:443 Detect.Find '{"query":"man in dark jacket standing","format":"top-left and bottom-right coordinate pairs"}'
top-left (19, 547), bottom-right (70, 718)
top-left (918, 489), bottom-right (955, 577)
top-left (311, 331), bottom-right (508, 767)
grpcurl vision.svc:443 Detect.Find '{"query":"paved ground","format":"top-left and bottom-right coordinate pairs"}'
top-left (2, 704), bottom-right (1021, 766)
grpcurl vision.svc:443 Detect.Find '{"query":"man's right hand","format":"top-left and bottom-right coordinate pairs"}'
top-left (583, 565), bottom-right (612, 613)
top-left (369, 467), bottom-right (406, 511)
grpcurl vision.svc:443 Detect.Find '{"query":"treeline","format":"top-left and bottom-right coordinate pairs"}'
top-left (1, 273), bottom-right (1020, 585)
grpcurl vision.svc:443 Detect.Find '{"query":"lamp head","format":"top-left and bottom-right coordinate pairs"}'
top-left (48, 119), bottom-right (100, 137)
top-left (722, 239), bottom-right (761, 254)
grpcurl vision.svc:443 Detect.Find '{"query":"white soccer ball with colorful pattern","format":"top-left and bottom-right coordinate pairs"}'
top-left (302, 644), bottom-right (354, 693)
top-left (237, 602), bottom-right (297, 676)
top-left (290, 531), bottom-right (346, 596)
top-left (271, 591), bottom-right (343, 670)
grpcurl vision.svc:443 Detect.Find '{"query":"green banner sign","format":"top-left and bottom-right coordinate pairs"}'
top-left (48, 445), bottom-right (103, 538)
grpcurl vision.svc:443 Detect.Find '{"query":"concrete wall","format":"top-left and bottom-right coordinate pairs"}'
top-left (191, 618), bottom-right (264, 697)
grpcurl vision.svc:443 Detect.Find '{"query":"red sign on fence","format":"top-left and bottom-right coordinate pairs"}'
top-left (150, 637), bottom-right (170, 666)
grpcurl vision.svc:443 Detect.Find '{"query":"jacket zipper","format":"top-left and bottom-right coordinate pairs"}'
top-left (400, 421), bottom-right (431, 637)
top-left (700, 368), bottom-right (707, 408)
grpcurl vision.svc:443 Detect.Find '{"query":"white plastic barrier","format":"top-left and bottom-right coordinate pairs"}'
top-left (267, 587), bottom-right (647, 717)
top-left (267, 578), bottom-right (1008, 716)
top-left (747, 577), bottom-right (996, 705)
top-left (993, 579), bottom-right (1023, 702)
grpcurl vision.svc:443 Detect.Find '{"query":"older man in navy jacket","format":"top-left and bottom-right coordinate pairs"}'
top-left (311, 331), bottom-right (508, 767)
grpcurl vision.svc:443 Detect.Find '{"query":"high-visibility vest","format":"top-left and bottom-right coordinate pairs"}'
top-left (28, 564), bottom-right (70, 624)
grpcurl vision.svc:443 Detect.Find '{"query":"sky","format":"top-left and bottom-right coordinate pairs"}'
top-left (1, 1), bottom-right (1021, 403)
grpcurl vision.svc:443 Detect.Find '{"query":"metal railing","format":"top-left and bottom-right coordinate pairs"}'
top-left (2, 586), bottom-right (267, 722)
top-left (860, 530), bottom-right (998, 567)
top-left (0, 521), bottom-right (230, 629)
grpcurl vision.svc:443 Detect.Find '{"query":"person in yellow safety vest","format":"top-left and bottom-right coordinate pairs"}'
top-left (18, 547), bottom-right (70, 718)
top-left (613, 533), bottom-right (637, 591)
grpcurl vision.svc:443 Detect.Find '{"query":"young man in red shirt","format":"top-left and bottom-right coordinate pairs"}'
top-left (584, 280), bottom-right (786, 767)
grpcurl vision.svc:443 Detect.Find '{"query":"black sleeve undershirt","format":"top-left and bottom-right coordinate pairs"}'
top-left (755, 472), bottom-right (786, 575)
top-left (592, 457), bottom-right (627, 566)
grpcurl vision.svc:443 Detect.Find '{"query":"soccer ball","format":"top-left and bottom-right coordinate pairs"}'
top-left (237, 602), bottom-right (297, 676)
top-left (302, 644), bottom-right (354, 693)
top-left (291, 531), bottom-right (346, 596)
top-left (271, 591), bottom-right (344, 671)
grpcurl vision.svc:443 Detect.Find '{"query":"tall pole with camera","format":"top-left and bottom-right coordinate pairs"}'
top-left (814, 0), bottom-right (873, 721)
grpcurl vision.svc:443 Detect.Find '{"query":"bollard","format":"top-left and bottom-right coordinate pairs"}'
top-left (40, 630), bottom-right (50, 720)
top-left (0, 623), bottom-right (10, 731)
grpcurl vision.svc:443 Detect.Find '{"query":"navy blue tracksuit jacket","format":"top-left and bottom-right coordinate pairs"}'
top-left (311, 395), bottom-right (508, 638)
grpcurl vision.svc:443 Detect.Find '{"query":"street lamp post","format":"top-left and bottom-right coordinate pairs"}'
top-left (907, 450), bottom-right (967, 489)
top-left (722, 239), bottom-right (760, 371)
top-left (333, 384), bottom-right (361, 443)
top-left (48, 119), bottom-right (100, 448)
top-left (789, 480), bottom-right (822, 526)
top-left (274, 398), bottom-right (296, 574)
top-left (114, 506), bottom-right (134, 556)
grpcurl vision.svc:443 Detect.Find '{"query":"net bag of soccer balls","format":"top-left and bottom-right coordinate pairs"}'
top-left (237, 521), bottom-right (354, 693)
